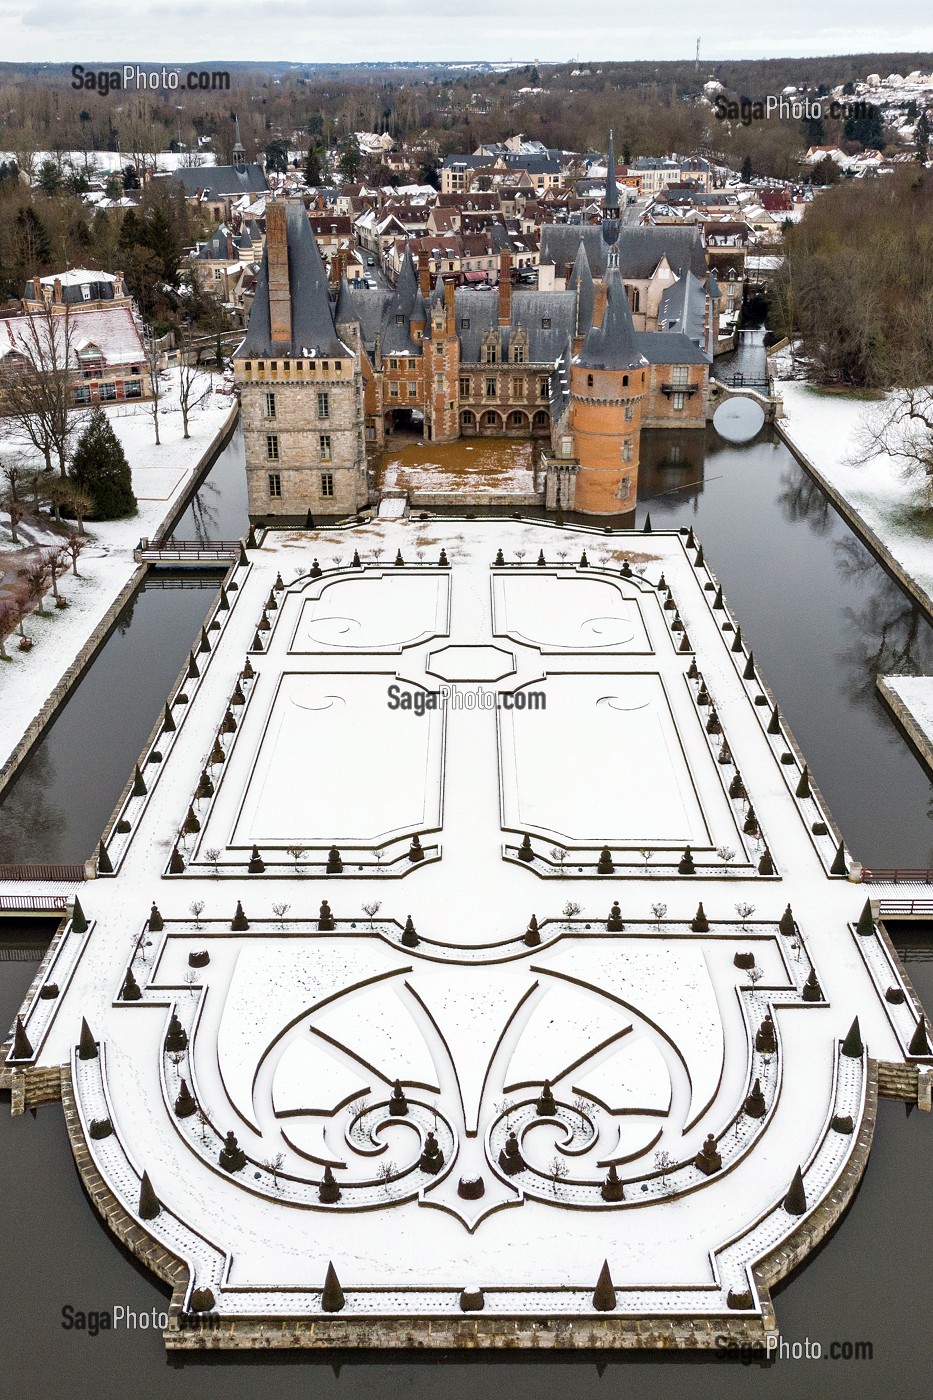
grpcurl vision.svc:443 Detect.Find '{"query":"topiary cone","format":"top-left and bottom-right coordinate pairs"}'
top-left (841, 1016), bottom-right (863, 1058)
top-left (71, 897), bottom-right (89, 934)
top-left (78, 1017), bottom-right (97, 1060)
top-left (783, 1166), bottom-right (807, 1217)
top-left (856, 899), bottom-right (874, 937)
top-left (795, 764), bottom-right (811, 798)
top-left (830, 840), bottom-right (847, 876)
top-left (743, 650), bottom-right (755, 680)
top-left (779, 904), bottom-right (795, 937)
top-left (138, 1171), bottom-right (160, 1220)
top-left (321, 1262), bottom-right (345, 1312)
top-left (231, 900), bottom-right (249, 931)
top-left (163, 702), bottom-right (176, 733)
top-left (97, 841), bottom-right (113, 875)
top-left (593, 1260), bottom-right (617, 1312)
top-left (11, 1015), bottom-right (33, 1060)
top-left (642, 512), bottom-right (652, 533)
top-left (132, 764), bottom-right (147, 797)
top-left (909, 1016), bottom-right (930, 1056)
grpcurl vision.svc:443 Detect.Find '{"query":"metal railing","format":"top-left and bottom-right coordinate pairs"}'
top-left (862, 869), bottom-right (933, 886)
top-left (0, 864), bottom-right (85, 882)
top-left (0, 894), bottom-right (69, 912)
top-left (877, 900), bottom-right (933, 919)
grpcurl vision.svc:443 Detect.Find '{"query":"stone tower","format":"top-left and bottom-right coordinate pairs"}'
top-left (234, 200), bottom-right (367, 520)
top-left (569, 268), bottom-right (647, 515)
top-left (425, 278), bottom-right (460, 444)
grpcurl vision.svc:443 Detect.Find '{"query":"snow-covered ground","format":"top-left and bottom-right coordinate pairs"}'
top-left (884, 675), bottom-right (933, 756)
top-left (774, 366), bottom-right (933, 610)
top-left (0, 370), bottom-right (236, 775)
top-left (6, 520), bottom-right (917, 1338)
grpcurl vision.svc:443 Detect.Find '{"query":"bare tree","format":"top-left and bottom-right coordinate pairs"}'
top-left (0, 597), bottom-right (20, 659)
top-left (362, 900), bottom-right (382, 929)
top-left (177, 325), bottom-right (211, 440)
top-left (45, 545), bottom-right (69, 607)
top-left (0, 301), bottom-right (78, 475)
top-left (189, 900), bottom-right (205, 930)
top-left (64, 532), bottom-right (87, 576)
top-left (272, 901), bottom-right (291, 929)
top-left (144, 324), bottom-right (163, 446)
top-left (651, 902), bottom-right (667, 930)
top-left (22, 556), bottom-right (50, 617)
top-left (853, 386), bottom-right (933, 504)
top-left (264, 1152), bottom-right (286, 1189)
top-left (1, 491), bottom-right (27, 544)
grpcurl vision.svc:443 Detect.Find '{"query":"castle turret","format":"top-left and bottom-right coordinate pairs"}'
top-left (425, 277), bottom-right (460, 443)
top-left (569, 270), bottom-right (646, 515)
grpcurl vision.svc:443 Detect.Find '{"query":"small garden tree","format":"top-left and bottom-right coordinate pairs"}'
top-left (69, 407), bottom-right (137, 520)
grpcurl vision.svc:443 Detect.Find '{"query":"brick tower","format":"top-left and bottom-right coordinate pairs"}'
top-left (569, 268), bottom-right (647, 515)
top-left (425, 278), bottom-right (460, 443)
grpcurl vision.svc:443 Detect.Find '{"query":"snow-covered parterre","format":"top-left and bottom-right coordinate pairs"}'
top-left (5, 518), bottom-right (929, 1350)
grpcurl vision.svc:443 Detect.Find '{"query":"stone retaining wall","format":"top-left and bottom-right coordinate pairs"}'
top-left (775, 423), bottom-right (933, 626)
top-left (876, 679), bottom-right (933, 780)
top-left (0, 403), bottom-right (240, 806)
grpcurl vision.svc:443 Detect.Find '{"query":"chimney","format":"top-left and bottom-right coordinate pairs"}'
top-left (418, 249), bottom-right (431, 298)
top-left (266, 202), bottom-right (292, 346)
top-left (444, 277), bottom-right (455, 337)
top-left (498, 251), bottom-right (512, 325)
top-left (53, 277), bottom-right (63, 304)
top-left (114, 271), bottom-right (125, 298)
top-left (31, 277), bottom-right (41, 301)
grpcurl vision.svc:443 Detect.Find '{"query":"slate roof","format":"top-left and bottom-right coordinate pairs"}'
top-left (657, 271), bottom-right (707, 347)
top-left (174, 164), bottom-right (267, 198)
top-left (540, 223), bottom-right (707, 283)
top-left (575, 270), bottom-right (644, 371)
top-left (238, 201), bottom-right (346, 359)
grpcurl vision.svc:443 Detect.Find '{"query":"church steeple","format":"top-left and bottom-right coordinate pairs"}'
top-left (604, 129), bottom-right (620, 220)
top-left (232, 114), bottom-right (246, 173)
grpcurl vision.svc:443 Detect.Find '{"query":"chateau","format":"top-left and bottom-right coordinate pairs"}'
top-left (234, 147), bottom-right (720, 518)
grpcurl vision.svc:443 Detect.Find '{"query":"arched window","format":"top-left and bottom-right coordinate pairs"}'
top-left (622, 375), bottom-right (629, 386)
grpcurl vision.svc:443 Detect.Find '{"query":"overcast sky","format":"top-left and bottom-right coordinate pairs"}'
top-left (0, 0), bottom-right (929, 65)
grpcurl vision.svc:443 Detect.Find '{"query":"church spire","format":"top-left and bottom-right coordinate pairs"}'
top-left (232, 114), bottom-right (246, 172)
top-left (604, 129), bottom-right (620, 219)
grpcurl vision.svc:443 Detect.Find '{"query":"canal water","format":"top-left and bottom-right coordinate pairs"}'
top-left (1, 414), bottom-right (932, 1395)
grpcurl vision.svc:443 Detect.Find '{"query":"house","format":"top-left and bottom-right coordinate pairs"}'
top-left (0, 301), bottom-right (149, 407)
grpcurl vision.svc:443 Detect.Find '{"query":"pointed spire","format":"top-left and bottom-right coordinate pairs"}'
top-left (577, 271), bottom-right (643, 371)
top-left (567, 237), bottom-right (595, 337)
top-left (604, 130), bottom-right (619, 217)
top-left (593, 1259), bottom-right (617, 1311)
top-left (334, 273), bottom-right (356, 326)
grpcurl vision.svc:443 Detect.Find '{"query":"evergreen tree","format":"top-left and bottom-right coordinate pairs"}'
top-left (303, 145), bottom-right (324, 185)
top-left (741, 155), bottom-right (752, 183)
top-left (69, 407), bottom-right (137, 520)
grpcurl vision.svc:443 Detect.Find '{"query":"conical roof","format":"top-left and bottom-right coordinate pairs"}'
top-left (567, 237), bottom-right (594, 337)
top-left (576, 269), bottom-right (644, 371)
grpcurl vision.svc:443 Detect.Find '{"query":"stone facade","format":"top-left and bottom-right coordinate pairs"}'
top-left (240, 362), bottom-right (366, 519)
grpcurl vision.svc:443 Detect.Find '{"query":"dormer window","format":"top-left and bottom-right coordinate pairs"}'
top-left (396, 314), bottom-right (404, 325)
top-left (541, 316), bottom-right (551, 329)
top-left (460, 317), bottom-right (470, 329)
top-left (81, 284), bottom-right (91, 301)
